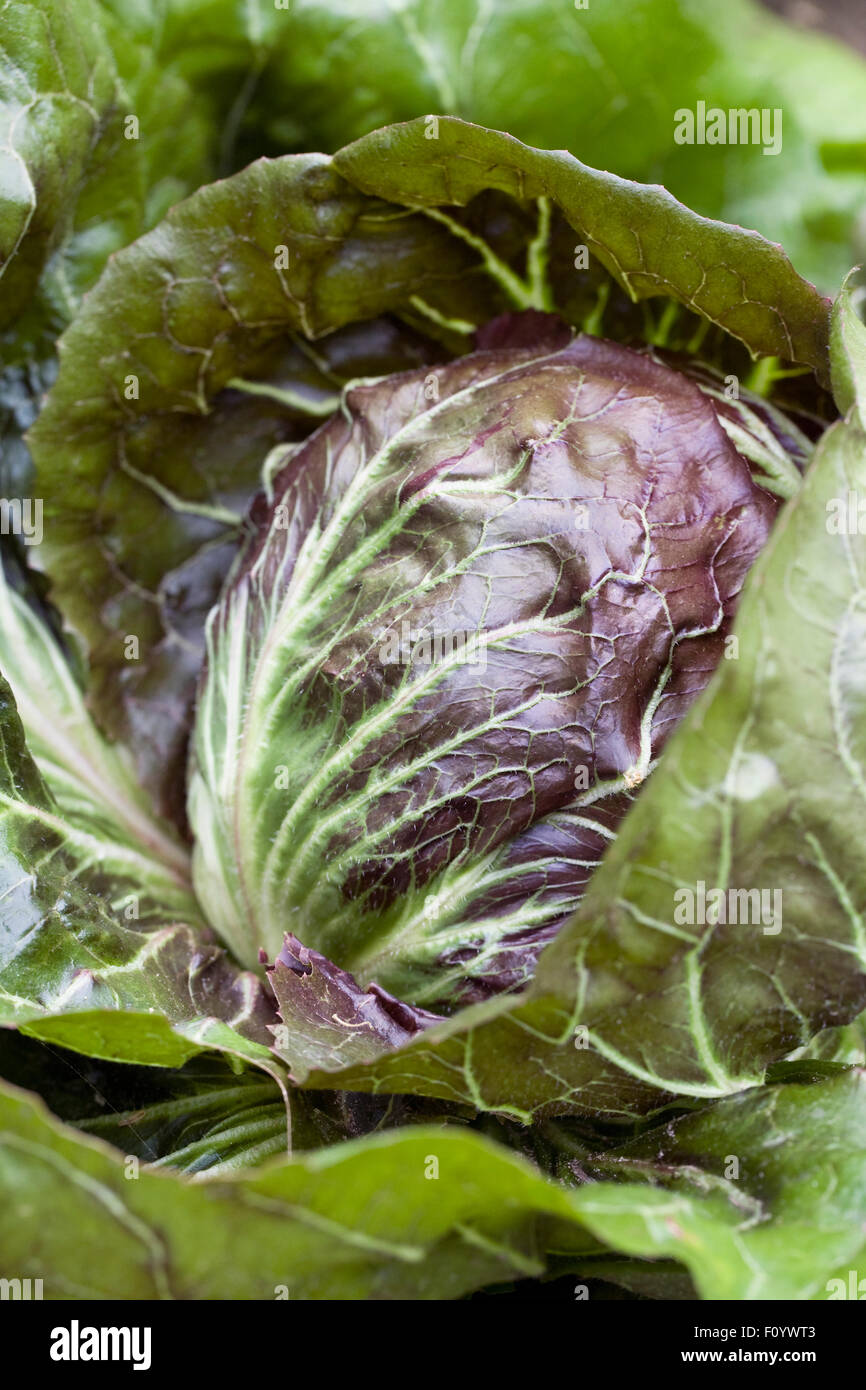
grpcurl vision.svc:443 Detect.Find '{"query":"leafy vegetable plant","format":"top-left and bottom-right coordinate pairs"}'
top-left (2, 0), bottom-right (866, 1304)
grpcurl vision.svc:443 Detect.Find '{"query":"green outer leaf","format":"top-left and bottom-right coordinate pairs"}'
top-left (334, 117), bottom-right (831, 381)
top-left (0, 0), bottom-right (213, 654)
top-left (27, 152), bottom-right (476, 774)
top-left (0, 1076), bottom-right (602, 1300)
top-left (0, 670), bottom-right (280, 1075)
top-left (291, 410), bottom-right (866, 1117)
top-left (20, 1012), bottom-right (201, 1069)
top-left (571, 1070), bottom-right (866, 1301)
top-left (0, 560), bottom-right (195, 924)
top-left (830, 269), bottom-right (866, 424)
top-left (102, 0), bottom-right (866, 291)
top-left (1, 1067), bottom-right (863, 1299)
top-left (0, 0), bottom-right (209, 341)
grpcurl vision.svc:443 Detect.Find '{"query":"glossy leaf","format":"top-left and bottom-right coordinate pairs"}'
top-left (571, 1070), bottom-right (866, 1300)
top-left (0, 1076), bottom-right (603, 1299)
top-left (1, 1065), bottom-right (863, 1300)
top-left (0, 671), bottom-right (278, 1071)
top-left (0, 560), bottom-right (196, 925)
